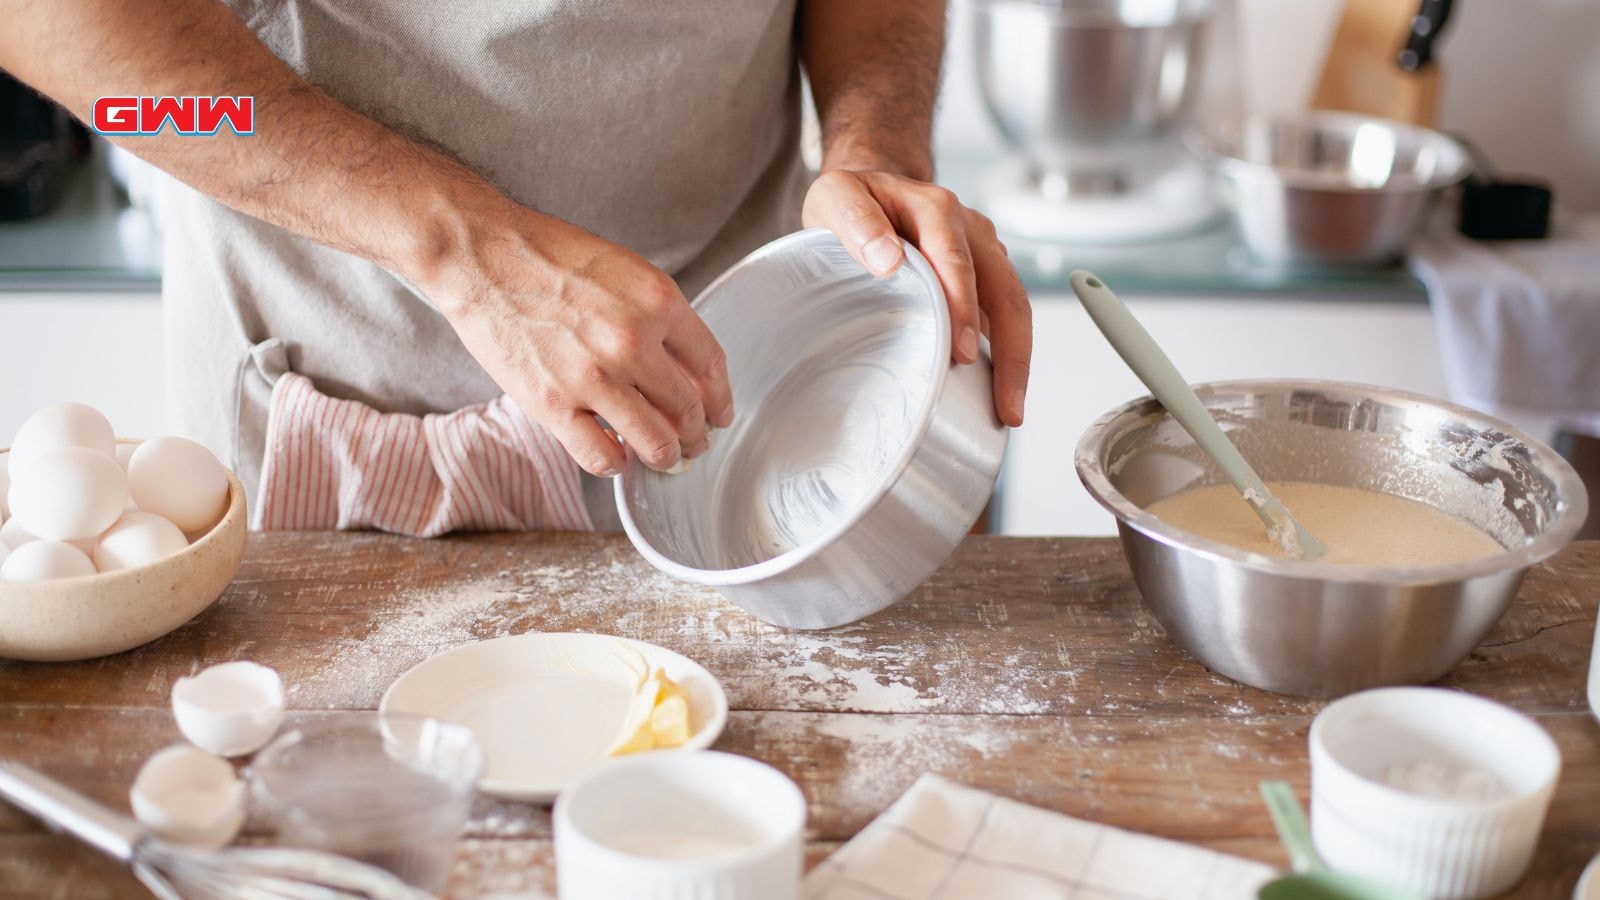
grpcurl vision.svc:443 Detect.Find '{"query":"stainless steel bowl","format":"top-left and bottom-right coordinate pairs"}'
top-left (618, 229), bottom-right (1008, 630)
top-left (1192, 112), bottom-right (1472, 267)
top-left (1076, 380), bottom-right (1588, 698)
top-left (974, 0), bottom-right (1212, 195)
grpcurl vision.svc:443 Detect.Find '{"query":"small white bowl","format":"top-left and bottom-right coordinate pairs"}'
top-left (0, 444), bottom-right (246, 662)
top-left (555, 751), bottom-right (805, 900)
top-left (1577, 853), bottom-right (1600, 900)
top-left (1310, 687), bottom-right (1561, 899)
top-left (1588, 602), bottom-right (1600, 722)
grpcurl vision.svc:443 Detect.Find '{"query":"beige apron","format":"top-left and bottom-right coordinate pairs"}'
top-left (160, 0), bottom-right (807, 530)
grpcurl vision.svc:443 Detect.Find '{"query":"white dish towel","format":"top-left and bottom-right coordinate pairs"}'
top-left (804, 775), bottom-right (1276, 900)
top-left (1409, 214), bottom-right (1600, 435)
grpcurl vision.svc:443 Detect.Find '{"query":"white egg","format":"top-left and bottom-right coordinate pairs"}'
top-left (0, 452), bottom-right (10, 518)
top-left (0, 515), bottom-right (36, 551)
top-left (113, 445), bottom-right (140, 510)
top-left (0, 517), bottom-right (96, 557)
top-left (128, 437), bottom-right (230, 533)
top-left (94, 511), bottom-right (188, 573)
top-left (0, 540), bottom-right (97, 582)
top-left (7, 402), bottom-right (116, 479)
top-left (0, 542), bottom-right (7, 569)
top-left (130, 744), bottom-right (246, 849)
top-left (7, 447), bottom-right (129, 542)
top-left (172, 661), bottom-right (286, 757)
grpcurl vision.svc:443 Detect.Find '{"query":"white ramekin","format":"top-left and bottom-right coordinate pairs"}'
top-left (1309, 687), bottom-right (1561, 899)
top-left (554, 750), bottom-right (805, 900)
top-left (1588, 602), bottom-right (1600, 721)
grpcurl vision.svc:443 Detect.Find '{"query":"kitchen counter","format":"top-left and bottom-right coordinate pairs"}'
top-left (0, 147), bottom-right (1426, 302)
top-left (1, 533), bottom-right (1596, 898)
top-left (0, 144), bottom-right (161, 292)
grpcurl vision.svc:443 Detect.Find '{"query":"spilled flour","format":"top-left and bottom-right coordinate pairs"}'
top-left (292, 538), bottom-right (1070, 718)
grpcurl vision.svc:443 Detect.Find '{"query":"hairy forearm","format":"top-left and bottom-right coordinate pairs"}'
top-left (799, 0), bottom-right (945, 181)
top-left (0, 0), bottom-right (510, 289)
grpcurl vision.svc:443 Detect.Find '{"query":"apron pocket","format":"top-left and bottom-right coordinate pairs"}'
top-left (254, 371), bottom-right (591, 535)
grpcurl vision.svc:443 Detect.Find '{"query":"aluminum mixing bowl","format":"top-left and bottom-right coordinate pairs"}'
top-left (1076, 380), bottom-right (1587, 698)
top-left (617, 229), bottom-right (1008, 630)
top-left (1191, 112), bottom-right (1472, 267)
top-left (974, 0), bottom-right (1212, 195)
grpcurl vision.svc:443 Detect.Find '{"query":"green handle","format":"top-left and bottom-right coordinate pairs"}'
top-left (1260, 781), bottom-right (1325, 876)
top-left (1070, 270), bottom-right (1323, 560)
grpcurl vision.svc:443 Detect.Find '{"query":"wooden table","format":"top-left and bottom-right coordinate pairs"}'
top-left (2, 534), bottom-right (1597, 898)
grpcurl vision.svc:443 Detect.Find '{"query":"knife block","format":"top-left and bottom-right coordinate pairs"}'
top-left (1312, 0), bottom-right (1442, 126)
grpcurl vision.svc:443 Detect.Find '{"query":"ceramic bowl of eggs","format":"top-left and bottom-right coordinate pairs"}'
top-left (0, 402), bottom-right (247, 662)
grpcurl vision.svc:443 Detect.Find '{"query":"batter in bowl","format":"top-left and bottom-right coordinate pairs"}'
top-left (1146, 482), bottom-right (1504, 567)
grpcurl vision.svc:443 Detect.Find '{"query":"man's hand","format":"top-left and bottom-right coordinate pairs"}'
top-left (799, 1), bottom-right (1033, 428)
top-left (803, 170), bottom-right (1032, 427)
top-left (419, 203), bottom-right (733, 476)
top-left (0, 0), bottom-right (729, 476)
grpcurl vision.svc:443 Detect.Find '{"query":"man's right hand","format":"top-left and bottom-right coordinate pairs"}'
top-left (1, 0), bottom-right (732, 477)
top-left (417, 205), bottom-right (734, 477)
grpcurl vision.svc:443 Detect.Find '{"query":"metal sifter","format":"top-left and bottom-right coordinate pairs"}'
top-left (0, 759), bottom-right (427, 900)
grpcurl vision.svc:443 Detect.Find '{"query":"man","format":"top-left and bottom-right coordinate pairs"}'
top-left (1, 0), bottom-right (1031, 532)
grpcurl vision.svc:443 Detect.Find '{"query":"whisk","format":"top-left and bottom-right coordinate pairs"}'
top-left (0, 759), bottom-right (429, 900)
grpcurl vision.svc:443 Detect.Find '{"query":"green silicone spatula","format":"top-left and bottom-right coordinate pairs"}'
top-left (1070, 270), bottom-right (1325, 561)
top-left (1257, 781), bottom-right (1422, 900)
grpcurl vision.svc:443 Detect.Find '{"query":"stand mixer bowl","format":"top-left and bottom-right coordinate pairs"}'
top-left (973, 0), bottom-right (1213, 196)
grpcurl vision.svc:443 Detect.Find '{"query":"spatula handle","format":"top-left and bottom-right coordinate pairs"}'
top-left (1069, 271), bottom-right (1276, 507)
top-left (1259, 781), bottom-right (1325, 876)
top-left (0, 759), bottom-right (145, 863)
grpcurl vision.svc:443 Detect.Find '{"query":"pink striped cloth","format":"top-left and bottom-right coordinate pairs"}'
top-left (253, 372), bottom-right (592, 535)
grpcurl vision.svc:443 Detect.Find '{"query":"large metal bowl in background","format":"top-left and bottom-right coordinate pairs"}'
top-left (1076, 380), bottom-right (1587, 698)
top-left (973, 0), bottom-right (1213, 196)
top-left (1191, 112), bottom-right (1472, 267)
top-left (618, 229), bottom-right (1008, 630)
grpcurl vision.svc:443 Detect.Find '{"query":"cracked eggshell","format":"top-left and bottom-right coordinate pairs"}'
top-left (130, 744), bottom-right (246, 849)
top-left (172, 661), bottom-right (286, 757)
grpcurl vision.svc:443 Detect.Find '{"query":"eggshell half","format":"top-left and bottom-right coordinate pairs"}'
top-left (130, 744), bottom-right (246, 849)
top-left (172, 661), bottom-right (286, 757)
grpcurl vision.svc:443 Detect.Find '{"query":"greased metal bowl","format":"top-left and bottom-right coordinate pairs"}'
top-left (1191, 112), bottom-right (1471, 267)
top-left (974, 0), bottom-right (1212, 195)
top-left (1075, 380), bottom-right (1587, 698)
top-left (617, 229), bottom-right (1008, 630)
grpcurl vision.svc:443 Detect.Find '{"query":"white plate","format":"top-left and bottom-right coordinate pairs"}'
top-left (379, 632), bottom-right (728, 803)
top-left (1578, 853), bottom-right (1600, 900)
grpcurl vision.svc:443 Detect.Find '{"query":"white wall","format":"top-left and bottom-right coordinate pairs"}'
top-left (996, 292), bottom-right (1447, 535)
top-left (0, 292), bottom-right (166, 442)
top-left (938, 0), bottom-right (1600, 211)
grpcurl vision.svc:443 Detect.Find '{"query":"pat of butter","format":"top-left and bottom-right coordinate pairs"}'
top-left (606, 668), bottom-right (692, 757)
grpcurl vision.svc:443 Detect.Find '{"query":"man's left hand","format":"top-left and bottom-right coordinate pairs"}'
top-left (803, 170), bottom-right (1032, 427)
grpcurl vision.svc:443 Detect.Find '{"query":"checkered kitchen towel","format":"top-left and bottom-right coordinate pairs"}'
top-left (805, 775), bottom-right (1275, 900)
